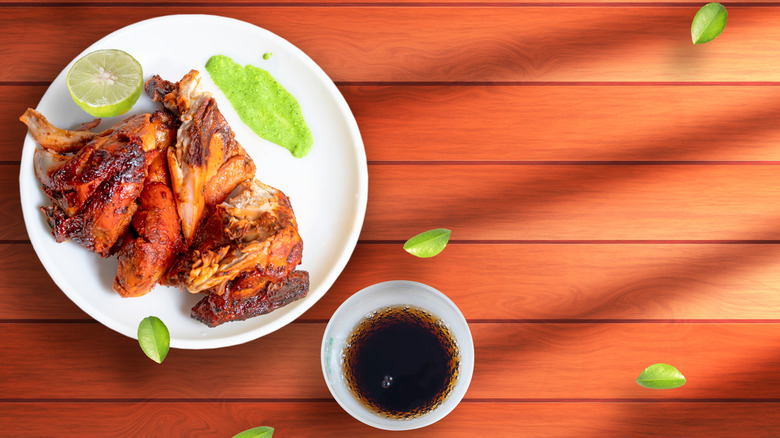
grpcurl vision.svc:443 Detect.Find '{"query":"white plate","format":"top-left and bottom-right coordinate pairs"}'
top-left (19, 14), bottom-right (368, 349)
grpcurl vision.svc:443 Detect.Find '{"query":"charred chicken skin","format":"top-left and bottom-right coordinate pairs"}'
top-left (145, 70), bottom-right (256, 244)
top-left (113, 147), bottom-right (183, 297)
top-left (192, 270), bottom-right (310, 327)
top-left (165, 179), bottom-right (304, 294)
top-left (22, 109), bottom-right (178, 256)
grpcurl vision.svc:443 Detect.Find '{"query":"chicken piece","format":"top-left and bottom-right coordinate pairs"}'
top-left (27, 110), bottom-right (177, 256)
top-left (20, 108), bottom-right (98, 153)
top-left (32, 113), bottom-right (154, 216)
top-left (191, 270), bottom-right (310, 327)
top-left (165, 179), bottom-right (303, 294)
top-left (41, 175), bottom-right (140, 257)
top-left (75, 118), bottom-right (102, 132)
top-left (33, 148), bottom-right (71, 197)
top-left (113, 146), bottom-right (183, 297)
top-left (145, 70), bottom-right (256, 244)
top-left (204, 154), bottom-right (257, 207)
top-left (144, 75), bottom-right (176, 106)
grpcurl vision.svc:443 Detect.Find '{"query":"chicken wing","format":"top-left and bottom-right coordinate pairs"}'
top-left (26, 110), bottom-right (177, 256)
top-left (145, 70), bottom-right (256, 244)
top-left (20, 108), bottom-right (98, 153)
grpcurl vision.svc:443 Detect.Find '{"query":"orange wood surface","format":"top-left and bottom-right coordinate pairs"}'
top-left (3, 7), bottom-right (780, 83)
top-left (5, 163), bottom-right (780, 241)
top-left (0, 0), bottom-right (773, 4)
top-left (2, 402), bottom-right (780, 437)
top-left (362, 164), bottom-right (780, 241)
top-left (4, 323), bottom-right (780, 400)
top-left (6, 243), bottom-right (780, 321)
top-left (4, 401), bottom-right (780, 438)
top-left (4, 1), bottom-right (780, 437)
top-left (9, 84), bottom-right (780, 162)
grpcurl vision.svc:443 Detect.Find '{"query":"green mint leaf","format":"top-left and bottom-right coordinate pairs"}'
top-left (137, 316), bottom-right (170, 364)
top-left (691, 3), bottom-right (727, 44)
top-left (636, 363), bottom-right (686, 389)
top-left (232, 426), bottom-right (274, 438)
top-left (403, 228), bottom-right (452, 258)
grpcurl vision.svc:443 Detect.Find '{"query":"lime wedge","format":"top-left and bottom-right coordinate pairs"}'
top-left (66, 49), bottom-right (143, 117)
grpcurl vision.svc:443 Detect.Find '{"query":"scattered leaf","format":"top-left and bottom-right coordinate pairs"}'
top-left (232, 426), bottom-right (274, 438)
top-left (403, 228), bottom-right (452, 258)
top-left (691, 3), bottom-right (727, 44)
top-left (636, 363), bottom-right (686, 389)
top-left (137, 316), bottom-right (170, 364)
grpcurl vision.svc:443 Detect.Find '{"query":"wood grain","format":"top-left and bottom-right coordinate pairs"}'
top-left (343, 85), bottom-right (780, 162)
top-left (10, 84), bottom-right (780, 163)
top-left (8, 243), bottom-right (780, 321)
top-left (363, 164), bottom-right (780, 241)
top-left (2, 7), bottom-right (780, 83)
top-left (10, 163), bottom-right (780, 241)
top-left (0, 85), bottom-right (43, 162)
top-left (316, 243), bottom-right (780, 320)
top-left (2, 0), bottom-right (777, 4)
top-left (4, 322), bottom-right (780, 400)
top-left (0, 167), bottom-right (22, 240)
top-left (0, 244), bottom-right (87, 320)
top-left (1, 401), bottom-right (779, 438)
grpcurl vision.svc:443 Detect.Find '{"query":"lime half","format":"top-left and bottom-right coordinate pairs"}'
top-left (66, 49), bottom-right (143, 117)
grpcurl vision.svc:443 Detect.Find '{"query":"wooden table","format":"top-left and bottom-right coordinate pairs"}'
top-left (4, 1), bottom-right (780, 436)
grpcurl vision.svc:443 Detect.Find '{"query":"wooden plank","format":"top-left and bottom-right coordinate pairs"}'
top-left (0, 85), bottom-right (42, 162)
top-left (7, 242), bottom-right (780, 321)
top-left (315, 243), bottom-right (780, 320)
top-left (1, 401), bottom-right (779, 437)
top-left (344, 85), bottom-right (780, 162)
top-left (363, 164), bottom-right (780, 241)
top-left (2, 7), bottom-right (780, 83)
top-left (2, 0), bottom-right (776, 4)
top-left (0, 244), bottom-right (87, 320)
top-left (3, 322), bottom-right (780, 399)
top-left (0, 167), bottom-right (22, 240)
top-left (10, 84), bottom-right (780, 162)
top-left (9, 163), bottom-right (780, 241)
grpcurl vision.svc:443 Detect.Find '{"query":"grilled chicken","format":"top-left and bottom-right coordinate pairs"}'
top-left (23, 109), bottom-right (177, 256)
top-left (145, 70), bottom-right (256, 244)
top-left (113, 145), bottom-right (182, 297)
top-left (165, 179), bottom-right (303, 294)
top-left (20, 108), bottom-right (98, 153)
top-left (24, 70), bottom-right (304, 325)
top-left (192, 269), bottom-right (309, 327)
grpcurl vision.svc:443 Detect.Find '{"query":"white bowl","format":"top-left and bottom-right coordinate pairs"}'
top-left (321, 280), bottom-right (474, 430)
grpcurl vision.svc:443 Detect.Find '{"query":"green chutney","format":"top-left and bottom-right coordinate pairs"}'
top-left (205, 55), bottom-right (313, 158)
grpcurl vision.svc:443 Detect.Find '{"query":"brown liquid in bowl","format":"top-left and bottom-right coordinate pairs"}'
top-left (342, 305), bottom-right (460, 419)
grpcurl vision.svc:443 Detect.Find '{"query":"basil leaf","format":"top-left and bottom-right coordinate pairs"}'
top-left (403, 228), bottom-right (452, 258)
top-left (691, 3), bottom-right (727, 44)
top-left (232, 426), bottom-right (274, 438)
top-left (137, 316), bottom-right (170, 364)
top-left (636, 363), bottom-right (686, 389)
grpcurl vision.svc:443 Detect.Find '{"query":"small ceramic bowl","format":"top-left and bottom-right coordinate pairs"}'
top-left (321, 280), bottom-right (474, 431)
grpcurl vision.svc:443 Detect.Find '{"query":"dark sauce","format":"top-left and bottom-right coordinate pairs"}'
top-left (343, 305), bottom-right (460, 419)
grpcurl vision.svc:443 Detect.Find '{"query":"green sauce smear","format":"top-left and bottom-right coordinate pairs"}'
top-left (205, 55), bottom-right (313, 158)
